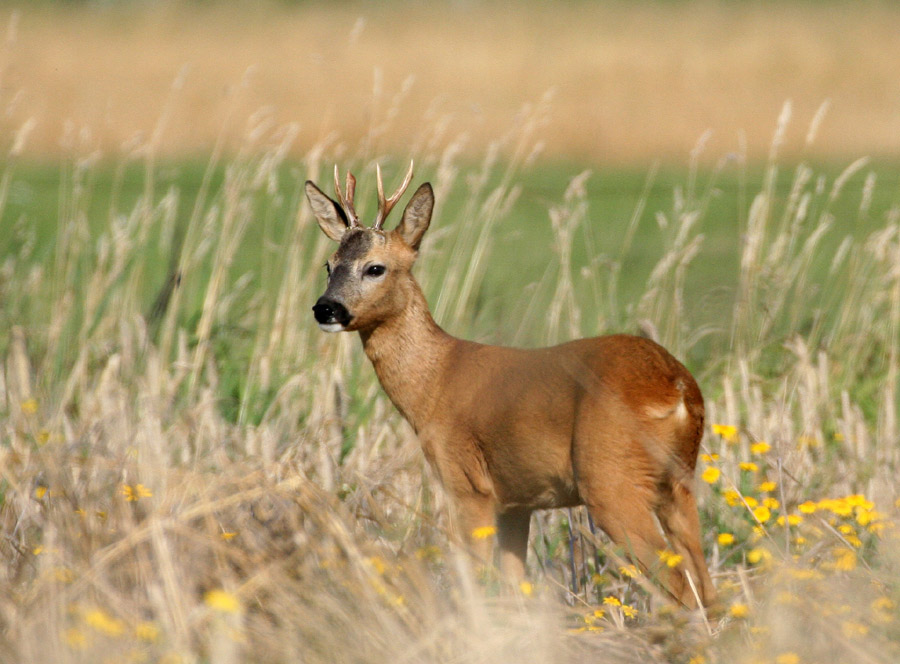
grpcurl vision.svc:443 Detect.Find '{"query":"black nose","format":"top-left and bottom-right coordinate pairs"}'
top-left (313, 297), bottom-right (351, 326)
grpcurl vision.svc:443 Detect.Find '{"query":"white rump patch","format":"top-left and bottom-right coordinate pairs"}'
top-left (644, 398), bottom-right (689, 421)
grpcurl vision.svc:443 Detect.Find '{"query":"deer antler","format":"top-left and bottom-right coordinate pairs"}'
top-left (374, 160), bottom-right (414, 230)
top-left (333, 165), bottom-right (360, 227)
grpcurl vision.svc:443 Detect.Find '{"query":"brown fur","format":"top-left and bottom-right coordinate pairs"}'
top-left (305, 176), bottom-right (716, 609)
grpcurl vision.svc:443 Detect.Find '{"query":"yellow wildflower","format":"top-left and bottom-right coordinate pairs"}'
top-left (621, 604), bottom-right (638, 618)
top-left (84, 608), bottom-right (125, 636)
top-left (519, 581), bottom-right (534, 596)
top-left (743, 496), bottom-right (759, 508)
top-left (723, 489), bottom-right (742, 506)
top-left (832, 548), bottom-right (857, 571)
top-left (758, 480), bottom-right (777, 492)
top-left (135, 622), bottom-right (160, 642)
top-left (63, 627), bottom-right (87, 650)
top-left (21, 398), bottom-right (38, 415)
top-left (775, 653), bottom-right (800, 664)
top-left (657, 550), bottom-right (684, 568)
top-left (762, 497), bottom-right (780, 510)
top-left (752, 506), bottom-right (771, 523)
top-left (618, 564), bottom-right (640, 578)
top-left (34, 486), bottom-right (48, 499)
top-left (717, 533), bottom-right (735, 546)
top-left (729, 603), bottom-right (750, 618)
top-left (798, 500), bottom-right (817, 514)
top-left (602, 595), bottom-right (622, 606)
top-left (712, 424), bottom-right (739, 443)
top-left (220, 531), bottom-right (237, 541)
top-left (747, 548), bottom-right (771, 564)
top-left (776, 514), bottom-right (803, 527)
top-left (841, 621), bottom-right (869, 639)
top-left (798, 435), bottom-right (819, 447)
top-left (750, 441), bottom-right (771, 455)
top-left (471, 526), bottom-right (497, 540)
top-left (701, 466), bottom-right (721, 484)
top-left (688, 657), bottom-right (706, 664)
top-left (739, 462), bottom-right (759, 473)
top-left (701, 453), bottom-right (719, 463)
top-left (204, 589), bottom-right (241, 614)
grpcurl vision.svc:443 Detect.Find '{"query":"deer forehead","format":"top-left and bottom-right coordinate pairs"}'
top-left (332, 229), bottom-right (410, 265)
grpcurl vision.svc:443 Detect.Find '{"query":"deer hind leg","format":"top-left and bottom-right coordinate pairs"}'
top-left (496, 507), bottom-right (532, 581)
top-left (579, 483), bottom-right (696, 607)
top-left (656, 480), bottom-right (717, 608)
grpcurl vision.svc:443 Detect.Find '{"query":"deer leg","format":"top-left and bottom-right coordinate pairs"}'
top-left (577, 475), bottom-right (697, 608)
top-left (656, 481), bottom-right (717, 608)
top-left (496, 507), bottom-right (532, 580)
top-left (452, 493), bottom-right (497, 569)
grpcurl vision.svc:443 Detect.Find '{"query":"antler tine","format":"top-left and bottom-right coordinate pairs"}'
top-left (374, 160), bottom-right (414, 229)
top-left (333, 165), bottom-right (360, 227)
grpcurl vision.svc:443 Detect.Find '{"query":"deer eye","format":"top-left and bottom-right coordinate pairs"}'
top-left (364, 264), bottom-right (386, 278)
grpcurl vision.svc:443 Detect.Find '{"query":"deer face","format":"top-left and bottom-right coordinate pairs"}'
top-left (305, 165), bottom-right (433, 333)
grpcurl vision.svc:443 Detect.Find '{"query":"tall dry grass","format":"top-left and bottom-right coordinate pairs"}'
top-left (1, 12), bottom-right (900, 664)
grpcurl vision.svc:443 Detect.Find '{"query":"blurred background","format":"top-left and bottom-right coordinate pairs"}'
top-left (3, 0), bottom-right (900, 164)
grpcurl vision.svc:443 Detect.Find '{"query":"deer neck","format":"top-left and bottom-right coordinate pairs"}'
top-left (358, 280), bottom-right (454, 433)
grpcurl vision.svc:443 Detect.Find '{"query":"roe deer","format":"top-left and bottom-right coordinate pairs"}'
top-left (306, 163), bottom-right (716, 609)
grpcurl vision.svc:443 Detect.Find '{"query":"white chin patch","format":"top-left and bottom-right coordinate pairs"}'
top-left (318, 323), bottom-right (345, 333)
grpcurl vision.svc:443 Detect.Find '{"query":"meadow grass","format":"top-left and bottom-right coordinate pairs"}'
top-left (1, 86), bottom-right (899, 664)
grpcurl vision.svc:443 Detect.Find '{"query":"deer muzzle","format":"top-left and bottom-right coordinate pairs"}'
top-left (312, 297), bottom-right (352, 332)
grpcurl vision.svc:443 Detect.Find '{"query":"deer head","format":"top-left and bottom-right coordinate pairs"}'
top-left (305, 162), bottom-right (434, 332)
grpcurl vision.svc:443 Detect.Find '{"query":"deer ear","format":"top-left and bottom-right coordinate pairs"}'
top-left (305, 181), bottom-right (348, 242)
top-left (394, 183), bottom-right (433, 251)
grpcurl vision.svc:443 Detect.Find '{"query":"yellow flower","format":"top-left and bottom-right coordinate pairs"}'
top-left (723, 489), bottom-right (741, 506)
top-left (762, 497), bottom-right (780, 510)
top-left (776, 514), bottom-right (803, 526)
top-left (519, 581), bottom-right (534, 596)
top-left (63, 627), bottom-right (87, 650)
top-left (32, 545), bottom-right (44, 555)
top-left (21, 398), bottom-right (38, 415)
top-left (471, 526), bottom-right (497, 540)
top-left (618, 564), bottom-right (640, 578)
top-left (753, 505), bottom-right (771, 524)
top-left (34, 486), bottom-right (48, 499)
top-left (700, 453), bottom-right (719, 463)
top-left (729, 603), bottom-right (750, 618)
top-left (621, 604), bottom-right (638, 618)
top-left (712, 424), bottom-right (739, 443)
top-left (832, 548), bottom-right (857, 571)
top-left (739, 462), bottom-right (759, 473)
top-left (204, 589), bottom-right (241, 614)
top-left (750, 441), bottom-right (771, 455)
top-left (775, 653), bottom-right (800, 664)
top-left (747, 548), bottom-right (771, 565)
top-left (657, 550), bottom-right (684, 568)
top-left (122, 484), bottom-right (153, 501)
top-left (841, 621), bottom-right (869, 639)
top-left (602, 595), bottom-right (622, 606)
top-left (757, 480), bottom-right (777, 492)
top-left (135, 621), bottom-right (160, 642)
top-left (84, 608), bottom-right (125, 636)
top-left (798, 435), bottom-right (819, 447)
top-left (717, 533), bottom-right (735, 546)
top-left (701, 466), bottom-right (721, 484)
top-left (220, 531), bottom-right (237, 541)
top-left (688, 657), bottom-right (706, 664)
top-left (798, 500), bottom-right (817, 514)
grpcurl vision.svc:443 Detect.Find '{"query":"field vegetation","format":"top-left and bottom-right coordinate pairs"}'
top-left (1, 2), bottom-right (900, 663)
